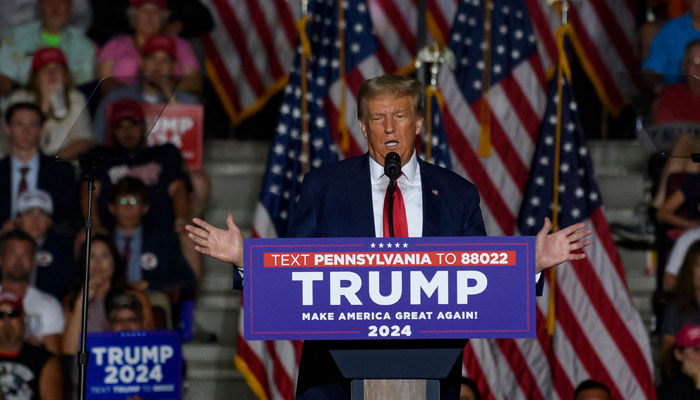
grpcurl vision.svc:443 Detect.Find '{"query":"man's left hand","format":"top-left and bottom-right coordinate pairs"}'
top-left (535, 217), bottom-right (592, 273)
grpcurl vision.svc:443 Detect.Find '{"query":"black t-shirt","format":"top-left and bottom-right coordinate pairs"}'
top-left (658, 372), bottom-right (700, 400)
top-left (0, 343), bottom-right (53, 400)
top-left (83, 144), bottom-right (191, 232)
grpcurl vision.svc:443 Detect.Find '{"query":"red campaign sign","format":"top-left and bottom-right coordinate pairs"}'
top-left (143, 104), bottom-right (204, 170)
top-left (106, 103), bottom-right (204, 170)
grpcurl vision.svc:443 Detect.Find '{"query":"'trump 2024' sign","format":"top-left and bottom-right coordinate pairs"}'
top-left (243, 236), bottom-right (536, 341)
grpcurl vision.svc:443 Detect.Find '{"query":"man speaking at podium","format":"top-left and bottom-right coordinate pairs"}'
top-left (186, 75), bottom-right (591, 399)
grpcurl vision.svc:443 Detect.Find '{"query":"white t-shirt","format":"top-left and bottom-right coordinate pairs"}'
top-left (0, 286), bottom-right (65, 341)
top-left (665, 227), bottom-right (700, 276)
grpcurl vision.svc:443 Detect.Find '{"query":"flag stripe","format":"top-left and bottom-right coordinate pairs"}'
top-left (210, 0), bottom-right (266, 97)
top-left (496, 339), bottom-right (546, 400)
top-left (273, 0), bottom-right (299, 48)
top-left (201, 35), bottom-right (244, 111)
top-left (524, 0), bottom-right (558, 69)
top-left (374, 0), bottom-right (416, 55)
top-left (243, 0), bottom-right (287, 80)
top-left (264, 341), bottom-right (296, 400)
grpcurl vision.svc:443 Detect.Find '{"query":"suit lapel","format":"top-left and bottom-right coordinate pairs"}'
top-left (345, 154), bottom-right (376, 237)
top-left (420, 160), bottom-right (442, 237)
top-left (0, 158), bottom-right (10, 220)
top-left (37, 154), bottom-right (49, 189)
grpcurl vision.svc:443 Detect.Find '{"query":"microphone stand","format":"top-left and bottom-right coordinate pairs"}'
top-left (388, 178), bottom-right (396, 237)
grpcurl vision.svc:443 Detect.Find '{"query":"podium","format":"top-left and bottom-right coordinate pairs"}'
top-left (243, 236), bottom-right (536, 399)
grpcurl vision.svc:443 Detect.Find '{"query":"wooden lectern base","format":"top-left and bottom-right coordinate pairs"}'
top-left (352, 379), bottom-right (440, 400)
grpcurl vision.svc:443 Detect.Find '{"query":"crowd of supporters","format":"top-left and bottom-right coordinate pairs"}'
top-left (0, 0), bottom-right (214, 398)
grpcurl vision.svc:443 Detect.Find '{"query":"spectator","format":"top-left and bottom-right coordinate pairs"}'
top-left (106, 293), bottom-right (145, 331)
top-left (95, 0), bottom-right (200, 96)
top-left (93, 34), bottom-right (198, 144)
top-left (658, 323), bottom-right (700, 399)
top-left (0, 0), bottom-right (96, 96)
top-left (2, 48), bottom-right (93, 160)
top-left (109, 176), bottom-right (196, 296)
top-left (15, 190), bottom-right (74, 302)
top-left (460, 377), bottom-right (480, 400)
top-left (654, 40), bottom-right (700, 125)
top-left (0, 291), bottom-right (63, 400)
top-left (0, 102), bottom-right (78, 233)
top-left (83, 99), bottom-right (205, 277)
top-left (0, 0), bottom-right (93, 38)
top-left (0, 230), bottom-right (64, 355)
top-left (661, 240), bottom-right (700, 377)
top-left (62, 235), bottom-right (153, 355)
top-left (574, 380), bottom-right (611, 400)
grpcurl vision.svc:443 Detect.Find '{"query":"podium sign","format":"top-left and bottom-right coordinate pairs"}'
top-left (85, 330), bottom-right (182, 400)
top-left (243, 236), bottom-right (536, 341)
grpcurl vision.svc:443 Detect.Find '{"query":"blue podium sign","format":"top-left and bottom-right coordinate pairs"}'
top-left (86, 330), bottom-right (182, 400)
top-left (243, 236), bottom-right (536, 341)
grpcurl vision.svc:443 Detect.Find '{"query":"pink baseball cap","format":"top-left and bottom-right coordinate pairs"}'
top-left (31, 48), bottom-right (68, 71)
top-left (676, 324), bottom-right (700, 347)
top-left (130, 0), bottom-right (167, 10)
top-left (140, 35), bottom-right (177, 59)
top-left (110, 99), bottom-right (144, 126)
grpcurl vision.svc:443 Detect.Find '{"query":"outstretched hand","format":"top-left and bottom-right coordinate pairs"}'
top-left (186, 213), bottom-right (244, 267)
top-left (535, 217), bottom-right (592, 273)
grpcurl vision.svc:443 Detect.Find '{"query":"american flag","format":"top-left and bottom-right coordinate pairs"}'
top-left (420, 88), bottom-right (452, 169)
top-left (428, 0), bottom-right (637, 116)
top-left (463, 29), bottom-right (656, 399)
top-left (200, 0), bottom-right (299, 125)
top-left (234, 1), bottom-right (386, 399)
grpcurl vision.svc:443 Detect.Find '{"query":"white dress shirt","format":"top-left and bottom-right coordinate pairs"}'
top-left (369, 152), bottom-right (423, 237)
top-left (10, 153), bottom-right (40, 218)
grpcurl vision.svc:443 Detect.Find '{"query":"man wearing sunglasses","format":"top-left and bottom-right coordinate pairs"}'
top-left (0, 291), bottom-right (62, 400)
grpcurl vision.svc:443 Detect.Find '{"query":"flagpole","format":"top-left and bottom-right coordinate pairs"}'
top-left (297, 0), bottom-right (312, 174)
top-left (477, 0), bottom-right (493, 157)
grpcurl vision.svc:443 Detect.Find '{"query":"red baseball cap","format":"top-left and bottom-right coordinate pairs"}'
top-left (110, 99), bottom-right (144, 126)
top-left (130, 0), bottom-right (167, 9)
top-left (677, 324), bottom-right (700, 347)
top-left (31, 48), bottom-right (68, 71)
top-left (140, 35), bottom-right (177, 59)
top-left (0, 292), bottom-right (23, 313)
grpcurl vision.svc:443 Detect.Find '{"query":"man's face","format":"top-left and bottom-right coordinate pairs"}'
top-left (0, 304), bottom-right (23, 349)
top-left (39, 0), bottom-right (71, 32)
top-left (5, 110), bottom-right (43, 153)
top-left (16, 209), bottom-right (52, 242)
top-left (113, 119), bottom-right (145, 151)
top-left (460, 384), bottom-right (477, 400)
top-left (109, 195), bottom-right (148, 230)
top-left (0, 239), bottom-right (35, 284)
top-left (108, 309), bottom-right (144, 332)
top-left (37, 63), bottom-right (66, 88)
top-left (359, 94), bottom-right (423, 167)
top-left (141, 50), bottom-right (177, 79)
top-left (575, 388), bottom-right (611, 400)
top-left (133, 3), bottom-right (165, 37)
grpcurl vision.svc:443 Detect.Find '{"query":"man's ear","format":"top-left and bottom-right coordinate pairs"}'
top-left (415, 117), bottom-right (424, 136)
top-left (141, 204), bottom-right (150, 215)
top-left (675, 347), bottom-right (684, 362)
top-left (359, 119), bottom-right (368, 140)
top-left (108, 204), bottom-right (116, 216)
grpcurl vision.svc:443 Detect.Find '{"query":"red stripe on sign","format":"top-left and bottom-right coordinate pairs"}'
top-left (201, 34), bottom-right (243, 112)
top-left (236, 335), bottom-right (273, 398)
top-left (374, 0), bottom-right (416, 55)
top-left (244, 0), bottom-right (286, 81)
top-left (265, 341), bottom-right (296, 400)
top-left (573, 256), bottom-right (656, 398)
top-left (496, 339), bottom-right (546, 400)
top-left (554, 288), bottom-right (624, 400)
top-left (274, 0), bottom-right (298, 48)
top-left (211, 0), bottom-right (265, 97)
top-left (524, 0), bottom-right (558, 66)
top-left (567, 9), bottom-right (625, 107)
top-left (500, 73), bottom-right (541, 142)
top-left (468, 100), bottom-right (530, 193)
top-left (442, 106), bottom-right (516, 234)
top-left (463, 343), bottom-right (497, 400)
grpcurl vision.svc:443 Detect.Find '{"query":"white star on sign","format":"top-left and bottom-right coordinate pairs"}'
top-left (403, 243), bottom-right (408, 248)
top-left (387, 243), bottom-right (393, 248)
top-left (379, 243), bottom-right (384, 248)
top-left (371, 243), bottom-right (376, 248)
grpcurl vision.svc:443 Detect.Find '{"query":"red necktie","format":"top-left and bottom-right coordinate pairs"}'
top-left (383, 180), bottom-right (408, 237)
top-left (18, 167), bottom-right (29, 195)
top-left (122, 236), bottom-right (132, 266)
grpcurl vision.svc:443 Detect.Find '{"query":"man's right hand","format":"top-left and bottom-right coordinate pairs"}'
top-left (186, 213), bottom-right (243, 267)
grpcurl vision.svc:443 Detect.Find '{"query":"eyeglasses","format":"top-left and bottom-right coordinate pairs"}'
top-left (0, 310), bottom-right (21, 319)
top-left (119, 197), bottom-right (140, 206)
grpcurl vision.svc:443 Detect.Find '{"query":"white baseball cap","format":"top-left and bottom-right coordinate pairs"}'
top-left (17, 189), bottom-right (53, 215)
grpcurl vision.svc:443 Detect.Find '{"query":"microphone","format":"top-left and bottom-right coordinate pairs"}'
top-left (384, 152), bottom-right (401, 237)
top-left (384, 152), bottom-right (402, 182)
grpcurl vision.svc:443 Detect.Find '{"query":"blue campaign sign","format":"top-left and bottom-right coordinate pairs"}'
top-left (243, 236), bottom-right (536, 341)
top-left (86, 330), bottom-right (182, 400)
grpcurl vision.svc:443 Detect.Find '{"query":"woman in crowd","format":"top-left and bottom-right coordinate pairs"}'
top-left (2, 48), bottom-right (93, 160)
top-left (62, 235), bottom-right (154, 355)
top-left (95, 0), bottom-right (200, 96)
top-left (661, 240), bottom-right (700, 377)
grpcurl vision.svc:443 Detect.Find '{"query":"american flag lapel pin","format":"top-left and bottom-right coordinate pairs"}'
top-left (432, 189), bottom-right (438, 196)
